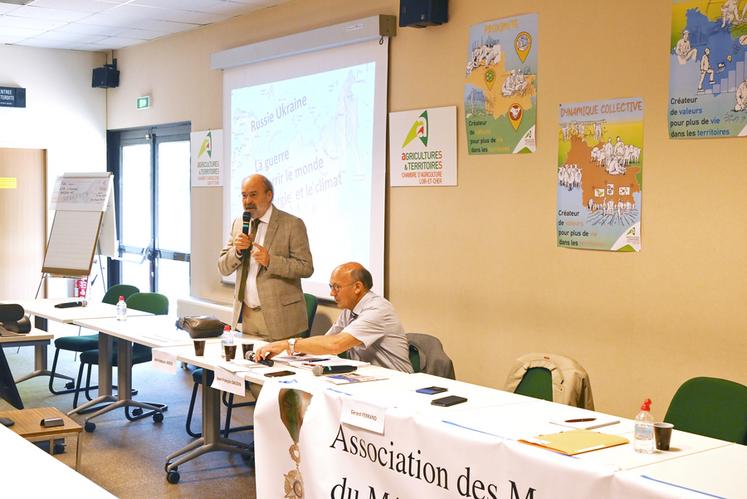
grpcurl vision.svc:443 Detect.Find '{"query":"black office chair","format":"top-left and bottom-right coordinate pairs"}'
top-left (185, 293), bottom-right (319, 438)
top-left (49, 284), bottom-right (139, 395)
top-left (73, 292), bottom-right (168, 421)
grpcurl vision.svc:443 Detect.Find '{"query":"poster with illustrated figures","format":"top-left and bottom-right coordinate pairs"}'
top-left (464, 13), bottom-right (537, 154)
top-left (557, 98), bottom-right (644, 252)
top-left (669, 0), bottom-right (747, 138)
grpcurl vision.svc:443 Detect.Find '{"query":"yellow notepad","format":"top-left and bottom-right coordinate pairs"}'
top-left (520, 429), bottom-right (629, 455)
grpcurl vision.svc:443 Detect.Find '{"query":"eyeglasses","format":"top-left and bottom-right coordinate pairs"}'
top-left (328, 282), bottom-right (355, 292)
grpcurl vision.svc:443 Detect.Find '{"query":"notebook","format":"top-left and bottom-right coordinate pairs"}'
top-left (520, 429), bottom-right (629, 455)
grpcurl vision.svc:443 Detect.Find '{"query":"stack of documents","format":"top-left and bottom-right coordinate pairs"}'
top-left (520, 429), bottom-right (629, 455)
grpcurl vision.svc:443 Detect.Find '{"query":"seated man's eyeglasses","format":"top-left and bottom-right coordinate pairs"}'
top-left (328, 282), bottom-right (355, 292)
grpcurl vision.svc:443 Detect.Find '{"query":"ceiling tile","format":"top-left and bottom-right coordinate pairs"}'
top-left (52, 22), bottom-right (123, 36)
top-left (133, 18), bottom-right (198, 34)
top-left (13, 37), bottom-right (67, 48)
top-left (1, 0), bottom-right (291, 50)
top-left (0, 14), bottom-right (64, 30)
top-left (0, 4), bottom-right (22, 15)
top-left (86, 36), bottom-right (145, 48)
top-left (0, 25), bottom-right (36, 39)
top-left (26, 0), bottom-right (113, 13)
top-left (11, 5), bottom-right (94, 22)
top-left (138, 7), bottom-right (230, 25)
top-left (131, 0), bottom-right (234, 11)
top-left (115, 27), bottom-right (164, 40)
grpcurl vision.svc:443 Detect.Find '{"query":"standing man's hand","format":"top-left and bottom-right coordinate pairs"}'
top-left (252, 243), bottom-right (270, 267)
top-left (234, 233), bottom-right (251, 256)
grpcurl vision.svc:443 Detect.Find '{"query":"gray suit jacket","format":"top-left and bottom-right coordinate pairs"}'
top-left (218, 206), bottom-right (313, 340)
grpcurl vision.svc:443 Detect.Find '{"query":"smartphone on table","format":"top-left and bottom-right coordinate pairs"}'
top-left (264, 370), bottom-right (295, 378)
top-left (431, 395), bottom-right (468, 407)
top-left (416, 386), bottom-right (448, 395)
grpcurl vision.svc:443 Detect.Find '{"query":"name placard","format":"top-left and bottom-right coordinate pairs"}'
top-left (211, 366), bottom-right (246, 396)
top-left (0, 87), bottom-right (26, 108)
top-left (341, 397), bottom-right (386, 434)
top-left (151, 349), bottom-right (178, 374)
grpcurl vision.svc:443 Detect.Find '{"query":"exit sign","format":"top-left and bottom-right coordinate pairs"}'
top-left (136, 95), bottom-right (151, 110)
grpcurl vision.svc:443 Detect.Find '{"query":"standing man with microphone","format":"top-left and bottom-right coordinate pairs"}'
top-left (218, 174), bottom-right (313, 341)
top-left (255, 262), bottom-right (413, 373)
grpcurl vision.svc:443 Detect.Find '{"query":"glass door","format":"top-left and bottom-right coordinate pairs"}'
top-left (111, 123), bottom-right (191, 308)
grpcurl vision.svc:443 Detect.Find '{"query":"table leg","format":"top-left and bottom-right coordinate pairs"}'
top-left (14, 342), bottom-right (75, 384)
top-left (165, 372), bottom-right (251, 478)
top-left (68, 332), bottom-right (115, 417)
top-left (75, 433), bottom-right (81, 471)
top-left (78, 338), bottom-right (166, 428)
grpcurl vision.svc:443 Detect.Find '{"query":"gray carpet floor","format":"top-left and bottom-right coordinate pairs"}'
top-left (2, 342), bottom-right (258, 498)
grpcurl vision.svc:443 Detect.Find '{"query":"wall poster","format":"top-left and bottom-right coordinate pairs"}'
top-left (669, 0), bottom-right (747, 138)
top-left (557, 98), bottom-right (644, 252)
top-left (464, 13), bottom-right (537, 154)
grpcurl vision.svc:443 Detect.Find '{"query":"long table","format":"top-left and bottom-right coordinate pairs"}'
top-left (68, 315), bottom-right (192, 431)
top-left (0, 422), bottom-right (114, 497)
top-left (10, 308), bottom-right (740, 496)
top-left (250, 370), bottom-right (744, 498)
top-left (3, 298), bottom-right (150, 391)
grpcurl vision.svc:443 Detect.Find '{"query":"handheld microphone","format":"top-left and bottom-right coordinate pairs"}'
top-left (312, 365), bottom-right (357, 376)
top-left (54, 301), bottom-right (87, 309)
top-left (245, 351), bottom-right (274, 367)
top-left (241, 211), bottom-right (252, 256)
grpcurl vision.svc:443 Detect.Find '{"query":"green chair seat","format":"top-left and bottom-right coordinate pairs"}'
top-left (54, 334), bottom-right (99, 352)
top-left (49, 284), bottom-right (141, 397)
top-left (664, 376), bottom-right (747, 444)
top-left (514, 367), bottom-right (553, 402)
top-left (80, 344), bottom-right (153, 366)
top-left (408, 344), bottom-right (421, 373)
top-left (72, 292), bottom-right (168, 408)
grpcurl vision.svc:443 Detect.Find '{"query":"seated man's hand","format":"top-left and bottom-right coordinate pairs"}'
top-left (254, 340), bottom-right (287, 361)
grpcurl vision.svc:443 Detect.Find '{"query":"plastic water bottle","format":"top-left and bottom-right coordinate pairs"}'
top-left (221, 325), bottom-right (234, 348)
top-left (634, 398), bottom-right (654, 453)
top-left (116, 295), bottom-right (127, 321)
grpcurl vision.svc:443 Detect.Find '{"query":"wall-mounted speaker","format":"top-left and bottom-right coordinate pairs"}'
top-left (399, 0), bottom-right (448, 28)
top-left (92, 61), bottom-right (119, 89)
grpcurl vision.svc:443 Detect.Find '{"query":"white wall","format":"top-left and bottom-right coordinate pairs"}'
top-left (0, 45), bottom-right (107, 297)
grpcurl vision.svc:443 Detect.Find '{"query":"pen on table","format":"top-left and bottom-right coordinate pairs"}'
top-left (565, 418), bottom-right (596, 423)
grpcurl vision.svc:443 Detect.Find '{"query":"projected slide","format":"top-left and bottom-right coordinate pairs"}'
top-left (229, 62), bottom-right (377, 291)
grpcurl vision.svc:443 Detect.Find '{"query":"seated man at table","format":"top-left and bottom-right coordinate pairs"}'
top-left (255, 262), bottom-right (413, 373)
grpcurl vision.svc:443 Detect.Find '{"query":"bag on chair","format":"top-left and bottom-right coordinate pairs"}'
top-left (175, 315), bottom-right (226, 338)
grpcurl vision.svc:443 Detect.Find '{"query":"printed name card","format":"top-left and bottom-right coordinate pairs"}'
top-left (151, 349), bottom-right (178, 374)
top-left (211, 366), bottom-right (246, 397)
top-left (341, 397), bottom-right (386, 434)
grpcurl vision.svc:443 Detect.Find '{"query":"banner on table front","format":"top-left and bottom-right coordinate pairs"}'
top-left (464, 13), bottom-right (537, 154)
top-left (557, 98), bottom-right (644, 252)
top-left (388, 106), bottom-right (457, 187)
top-left (669, 0), bottom-right (747, 139)
top-left (255, 381), bottom-right (622, 499)
top-left (190, 129), bottom-right (223, 186)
